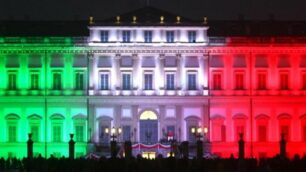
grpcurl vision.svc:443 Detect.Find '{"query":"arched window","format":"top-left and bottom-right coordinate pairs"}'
top-left (139, 111), bottom-right (158, 120)
top-left (5, 113), bottom-right (20, 142)
top-left (211, 115), bottom-right (226, 142)
top-left (50, 113), bottom-right (65, 142)
top-left (232, 114), bottom-right (248, 141)
top-left (300, 114), bottom-right (306, 142)
top-left (255, 114), bottom-right (270, 142)
top-left (277, 113), bottom-right (292, 141)
top-left (97, 116), bottom-right (113, 144)
top-left (27, 114), bottom-right (42, 142)
top-left (185, 116), bottom-right (201, 143)
top-left (72, 114), bottom-right (87, 142)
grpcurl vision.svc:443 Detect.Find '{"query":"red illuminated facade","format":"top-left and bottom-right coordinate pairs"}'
top-left (208, 37), bottom-right (306, 158)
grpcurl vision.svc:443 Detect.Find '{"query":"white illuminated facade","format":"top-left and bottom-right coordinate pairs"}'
top-left (87, 20), bottom-right (210, 146)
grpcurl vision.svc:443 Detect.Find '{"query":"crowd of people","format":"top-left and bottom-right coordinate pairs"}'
top-left (0, 154), bottom-right (305, 172)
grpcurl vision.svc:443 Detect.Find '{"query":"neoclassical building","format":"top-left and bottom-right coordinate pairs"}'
top-left (0, 7), bottom-right (306, 159)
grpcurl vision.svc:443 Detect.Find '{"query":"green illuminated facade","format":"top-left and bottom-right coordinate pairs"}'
top-left (0, 37), bottom-right (89, 158)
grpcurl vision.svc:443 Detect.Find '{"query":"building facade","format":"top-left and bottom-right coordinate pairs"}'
top-left (1, 8), bottom-right (306, 159)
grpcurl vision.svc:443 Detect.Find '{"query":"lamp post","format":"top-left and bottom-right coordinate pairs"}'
top-left (105, 127), bottom-right (122, 158)
top-left (191, 126), bottom-right (208, 159)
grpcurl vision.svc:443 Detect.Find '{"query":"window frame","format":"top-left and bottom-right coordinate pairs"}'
top-left (188, 30), bottom-right (197, 43)
top-left (187, 71), bottom-right (197, 90)
top-left (100, 30), bottom-right (109, 43)
top-left (122, 72), bottom-right (132, 90)
top-left (122, 30), bottom-right (131, 43)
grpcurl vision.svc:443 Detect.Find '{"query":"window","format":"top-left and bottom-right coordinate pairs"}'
top-left (122, 73), bottom-right (131, 90)
top-left (122, 30), bottom-right (131, 43)
top-left (144, 31), bottom-right (152, 43)
top-left (122, 125), bottom-right (131, 142)
top-left (8, 125), bottom-right (17, 142)
top-left (188, 31), bottom-right (196, 43)
top-left (221, 125), bottom-right (226, 142)
top-left (280, 125), bottom-right (290, 141)
top-left (212, 73), bottom-right (222, 90)
top-left (166, 126), bottom-right (175, 141)
top-left (100, 73), bottom-right (109, 90)
top-left (30, 126), bottom-right (39, 142)
top-left (235, 73), bottom-right (244, 90)
top-left (53, 72), bottom-right (62, 90)
top-left (8, 72), bottom-right (17, 90)
top-left (166, 73), bottom-right (175, 90)
top-left (280, 73), bottom-right (289, 90)
top-left (302, 73), bottom-right (306, 90)
top-left (258, 125), bottom-right (267, 142)
top-left (53, 126), bottom-right (61, 142)
top-left (303, 125), bottom-right (306, 142)
top-left (75, 125), bottom-right (84, 142)
top-left (75, 72), bottom-right (84, 90)
top-left (30, 73), bottom-right (39, 90)
top-left (236, 126), bottom-right (245, 141)
top-left (257, 73), bottom-right (266, 90)
top-left (187, 73), bottom-right (197, 90)
top-left (144, 73), bottom-right (153, 90)
top-left (100, 30), bottom-right (109, 42)
top-left (166, 31), bottom-right (174, 43)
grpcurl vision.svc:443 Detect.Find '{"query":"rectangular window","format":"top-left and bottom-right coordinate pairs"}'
top-left (235, 73), bottom-right (244, 90)
top-left (221, 125), bottom-right (226, 142)
top-left (257, 73), bottom-right (266, 90)
top-left (188, 31), bottom-right (197, 43)
top-left (53, 126), bottom-right (61, 142)
top-left (8, 125), bottom-right (17, 142)
top-left (303, 125), bottom-right (306, 142)
top-left (144, 73), bottom-right (153, 90)
top-left (144, 31), bottom-right (152, 43)
top-left (122, 30), bottom-right (131, 43)
top-left (75, 125), bottom-right (84, 142)
top-left (122, 73), bottom-right (132, 90)
top-left (30, 73), bottom-right (39, 90)
top-left (166, 73), bottom-right (175, 90)
top-left (258, 125), bottom-right (267, 142)
top-left (281, 125), bottom-right (290, 141)
top-left (100, 30), bottom-right (109, 43)
top-left (100, 73), bottom-right (109, 90)
top-left (122, 125), bottom-right (131, 142)
top-left (302, 73), bottom-right (306, 90)
top-left (166, 31), bottom-right (174, 43)
top-left (213, 73), bottom-right (222, 90)
top-left (8, 73), bottom-right (17, 90)
top-left (53, 73), bottom-right (62, 90)
top-left (31, 126), bottom-right (39, 142)
top-left (188, 73), bottom-right (197, 90)
top-left (280, 73), bottom-right (289, 90)
top-left (75, 72), bottom-right (84, 90)
top-left (236, 126), bottom-right (244, 141)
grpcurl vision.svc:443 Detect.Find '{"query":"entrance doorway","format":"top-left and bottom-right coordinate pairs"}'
top-left (139, 111), bottom-right (158, 144)
top-left (142, 152), bottom-right (156, 159)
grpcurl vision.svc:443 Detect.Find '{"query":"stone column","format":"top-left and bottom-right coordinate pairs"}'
top-left (131, 105), bottom-right (139, 143)
top-left (132, 54), bottom-right (141, 93)
top-left (159, 105), bottom-right (166, 141)
top-left (158, 54), bottom-right (165, 94)
top-left (113, 54), bottom-right (121, 90)
top-left (176, 54), bottom-right (182, 92)
top-left (88, 53), bottom-right (95, 91)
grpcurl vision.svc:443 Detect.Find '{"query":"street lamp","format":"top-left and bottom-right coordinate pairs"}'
top-left (105, 127), bottom-right (122, 142)
top-left (191, 126), bottom-right (203, 141)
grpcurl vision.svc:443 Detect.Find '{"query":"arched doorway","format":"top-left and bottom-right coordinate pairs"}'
top-left (139, 111), bottom-right (158, 144)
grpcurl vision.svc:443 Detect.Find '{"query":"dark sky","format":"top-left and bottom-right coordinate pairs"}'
top-left (1, 0), bottom-right (305, 21)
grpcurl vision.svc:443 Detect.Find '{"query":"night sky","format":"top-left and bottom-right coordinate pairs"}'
top-left (1, 0), bottom-right (305, 21)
